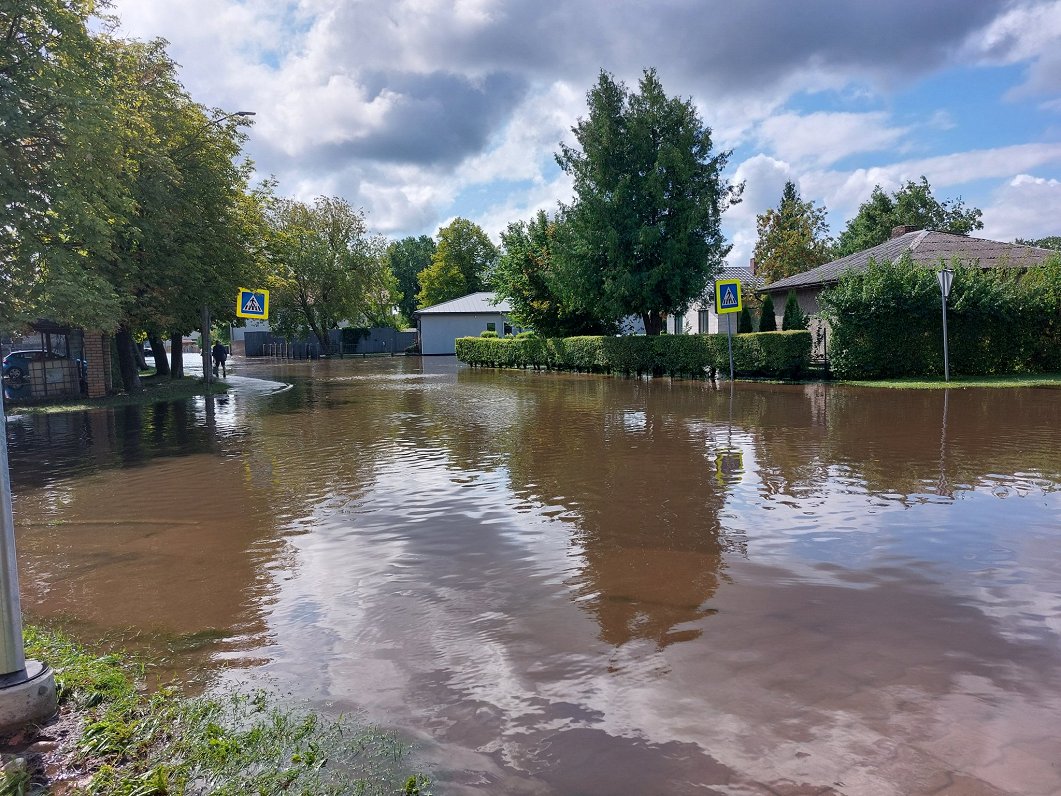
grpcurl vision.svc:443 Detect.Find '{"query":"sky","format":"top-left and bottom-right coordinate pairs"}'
top-left (109, 0), bottom-right (1061, 266)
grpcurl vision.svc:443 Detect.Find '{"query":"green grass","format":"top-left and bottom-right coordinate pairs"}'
top-left (10, 626), bottom-right (432, 795)
top-left (9, 376), bottom-right (229, 416)
top-left (843, 373), bottom-right (1061, 389)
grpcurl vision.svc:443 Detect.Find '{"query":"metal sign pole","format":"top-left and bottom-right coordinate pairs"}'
top-left (0, 395), bottom-right (25, 677)
top-left (727, 312), bottom-right (734, 382)
top-left (941, 290), bottom-right (950, 382)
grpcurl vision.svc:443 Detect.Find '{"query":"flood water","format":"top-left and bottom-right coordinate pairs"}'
top-left (6, 358), bottom-right (1061, 795)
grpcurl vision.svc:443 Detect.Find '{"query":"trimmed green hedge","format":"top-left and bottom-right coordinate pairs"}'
top-left (455, 331), bottom-right (811, 380)
top-left (820, 257), bottom-right (1061, 379)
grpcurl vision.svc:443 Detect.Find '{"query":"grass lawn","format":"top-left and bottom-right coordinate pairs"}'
top-left (843, 373), bottom-right (1061, 389)
top-left (7, 375), bottom-right (229, 415)
top-left (1, 626), bottom-right (432, 795)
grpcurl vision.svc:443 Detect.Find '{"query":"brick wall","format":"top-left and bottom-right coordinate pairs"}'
top-left (84, 333), bottom-right (109, 398)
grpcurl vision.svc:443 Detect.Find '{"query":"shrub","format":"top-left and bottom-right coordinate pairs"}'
top-left (781, 290), bottom-right (808, 330)
top-left (759, 294), bottom-right (777, 332)
top-left (455, 331), bottom-right (810, 380)
top-left (479, 329), bottom-right (499, 338)
top-left (819, 256), bottom-right (1061, 379)
top-left (738, 306), bottom-right (754, 333)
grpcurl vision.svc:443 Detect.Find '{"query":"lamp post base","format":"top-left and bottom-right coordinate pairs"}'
top-left (0, 661), bottom-right (57, 733)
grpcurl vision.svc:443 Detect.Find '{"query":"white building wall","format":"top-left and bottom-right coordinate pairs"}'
top-left (419, 312), bottom-right (513, 355)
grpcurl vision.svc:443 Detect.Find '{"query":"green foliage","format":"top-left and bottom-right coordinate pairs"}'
top-left (266, 197), bottom-right (395, 349)
top-left (1016, 236), bottom-right (1061, 252)
top-left (455, 331), bottom-right (811, 380)
top-left (417, 218), bottom-right (497, 308)
top-left (556, 68), bottom-right (741, 335)
top-left (22, 626), bottom-right (431, 795)
top-left (479, 329), bottom-right (499, 338)
top-left (819, 256), bottom-right (1061, 378)
top-left (759, 293), bottom-right (777, 332)
top-left (834, 177), bottom-right (983, 257)
top-left (738, 306), bottom-right (754, 333)
top-left (493, 210), bottom-right (610, 336)
top-left (754, 181), bottom-right (832, 284)
top-left (781, 290), bottom-right (808, 330)
top-left (386, 236), bottom-right (435, 323)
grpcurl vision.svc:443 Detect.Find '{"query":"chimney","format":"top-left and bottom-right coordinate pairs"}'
top-left (749, 257), bottom-right (756, 275)
top-left (891, 225), bottom-right (921, 239)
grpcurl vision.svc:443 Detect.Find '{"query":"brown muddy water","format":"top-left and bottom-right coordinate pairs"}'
top-left (6, 357), bottom-right (1061, 795)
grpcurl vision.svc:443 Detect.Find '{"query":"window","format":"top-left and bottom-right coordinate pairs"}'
top-left (698, 310), bottom-right (709, 334)
top-left (486, 322), bottom-right (496, 332)
top-left (504, 323), bottom-right (512, 336)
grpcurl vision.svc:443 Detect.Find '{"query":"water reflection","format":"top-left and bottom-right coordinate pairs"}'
top-left (6, 361), bottom-right (1061, 794)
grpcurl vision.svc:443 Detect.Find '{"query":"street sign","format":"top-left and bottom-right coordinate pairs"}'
top-left (715, 279), bottom-right (742, 314)
top-left (236, 288), bottom-right (269, 320)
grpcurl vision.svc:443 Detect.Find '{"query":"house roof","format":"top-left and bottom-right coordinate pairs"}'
top-left (763, 231), bottom-right (1056, 293)
top-left (415, 291), bottom-right (512, 315)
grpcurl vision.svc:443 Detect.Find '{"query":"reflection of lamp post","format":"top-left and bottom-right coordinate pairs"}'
top-left (937, 267), bottom-right (954, 382)
top-left (194, 111), bottom-right (255, 386)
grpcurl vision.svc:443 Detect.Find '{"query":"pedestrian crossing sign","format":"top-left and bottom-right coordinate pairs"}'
top-left (715, 279), bottom-right (742, 314)
top-left (236, 288), bottom-right (269, 319)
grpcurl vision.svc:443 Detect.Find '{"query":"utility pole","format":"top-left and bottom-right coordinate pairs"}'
top-left (0, 394), bottom-right (56, 730)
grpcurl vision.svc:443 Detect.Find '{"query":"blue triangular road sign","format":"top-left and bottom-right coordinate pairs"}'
top-left (242, 293), bottom-right (263, 314)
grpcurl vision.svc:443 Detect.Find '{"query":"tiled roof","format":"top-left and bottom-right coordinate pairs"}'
top-left (415, 291), bottom-right (512, 315)
top-left (763, 231), bottom-right (1056, 292)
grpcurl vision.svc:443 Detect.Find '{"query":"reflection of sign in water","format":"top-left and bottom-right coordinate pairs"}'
top-left (715, 279), bottom-right (742, 314)
top-left (715, 449), bottom-right (744, 485)
top-left (236, 288), bottom-right (270, 319)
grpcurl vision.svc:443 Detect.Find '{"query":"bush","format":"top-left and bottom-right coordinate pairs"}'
top-left (738, 306), bottom-right (754, 333)
top-left (455, 331), bottom-right (811, 380)
top-left (759, 294), bottom-right (777, 332)
top-left (781, 290), bottom-right (808, 330)
top-left (819, 256), bottom-right (1061, 379)
top-left (479, 329), bottom-right (499, 338)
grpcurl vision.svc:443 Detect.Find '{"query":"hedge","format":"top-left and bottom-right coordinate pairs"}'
top-left (455, 331), bottom-right (811, 380)
top-left (819, 257), bottom-right (1061, 379)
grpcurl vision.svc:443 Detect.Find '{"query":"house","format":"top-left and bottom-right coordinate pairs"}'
top-left (761, 226), bottom-right (1057, 321)
top-left (672, 264), bottom-right (763, 334)
top-left (415, 292), bottom-right (519, 355)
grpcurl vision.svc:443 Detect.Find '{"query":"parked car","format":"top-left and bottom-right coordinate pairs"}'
top-left (2, 350), bottom-right (85, 383)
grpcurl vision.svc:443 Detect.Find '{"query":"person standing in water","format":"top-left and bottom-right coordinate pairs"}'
top-left (211, 340), bottom-right (228, 378)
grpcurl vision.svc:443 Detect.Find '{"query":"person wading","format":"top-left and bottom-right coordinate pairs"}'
top-left (211, 340), bottom-right (229, 378)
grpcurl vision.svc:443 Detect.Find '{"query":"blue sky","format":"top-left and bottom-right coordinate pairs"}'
top-left (111, 0), bottom-right (1061, 265)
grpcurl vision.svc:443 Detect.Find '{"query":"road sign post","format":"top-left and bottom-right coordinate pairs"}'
top-left (715, 279), bottom-right (742, 381)
top-left (236, 288), bottom-right (269, 320)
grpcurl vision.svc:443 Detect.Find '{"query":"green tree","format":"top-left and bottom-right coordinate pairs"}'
top-left (556, 68), bottom-right (741, 335)
top-left (385, 236), bottom-right (435, 324)
top-left (737, 305), bottom-right (754, 333)
top-left (753, 181), bottom-right (831, 284)
top-left (492, 210), bottom-right (610, 337)
top-left (781, 290), bottom-right (808, 331)
top-left (1016, 236), bottom-right (1061, 251)
top-left (758, 293), bottom-right (777, 332)
top-left (416, 218), bottom-right (497, 308)
top-left (1, 0), bottom-right (130, 332)
top-left (834, 176), bottom-right (983, 257)
top-left (266, 197), bottom-right (394, 350)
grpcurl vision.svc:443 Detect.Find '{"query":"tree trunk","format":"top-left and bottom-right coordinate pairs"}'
top-left (133, 341), bottom-right (148, 370)
top-left (169, 332), bottom-right (184, 379)
top-left (114, 326), bottom-right (143, 393)
top-left (642, 310), bottom-right (664, 336)
top-left (148, 334), bottom-right (170, 376)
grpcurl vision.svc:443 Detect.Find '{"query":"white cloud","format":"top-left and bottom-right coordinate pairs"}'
top-left (758, 112), bottom-right (910, 167)
top-left (981, 174), bottom-right (1061, 241)
top-left (964, 0), bottom-right (1061, 99)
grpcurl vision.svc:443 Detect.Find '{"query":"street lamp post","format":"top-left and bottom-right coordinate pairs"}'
top-left (0, 394), bottom-right (57, 730)
top-left (191, 111), bottom-right (255, 386)
top-left (937, 266), bottom-right (954, 382)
